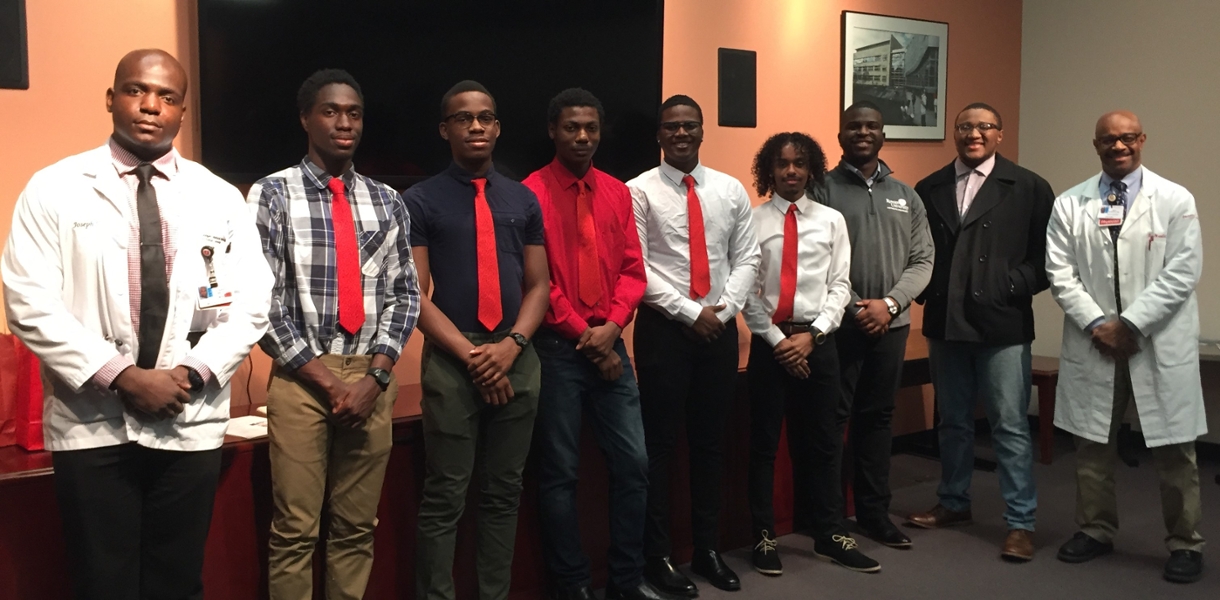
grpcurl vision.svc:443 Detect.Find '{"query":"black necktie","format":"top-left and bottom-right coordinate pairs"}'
top-left (1107, 180), bottom-right (1127, 311)
top-left (1107, 180), bottom-right (1127, 244)
top-left (135, 164), bottom-right (169, 369)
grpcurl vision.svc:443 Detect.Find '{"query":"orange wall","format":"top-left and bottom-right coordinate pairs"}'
top-left (664, 0), bottom-right (1023, 203)
top-left (1, 0), bottom-right (1023, 413)
top-left (0, 0), bottom-right (199, 334)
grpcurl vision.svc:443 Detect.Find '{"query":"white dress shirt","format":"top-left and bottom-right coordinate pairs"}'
top-left (742, 194), bottom-right (853, 347)
top-left (954, 153), bottom-right (996, 216)
top-left (628, 161), bottom-right (761, 325)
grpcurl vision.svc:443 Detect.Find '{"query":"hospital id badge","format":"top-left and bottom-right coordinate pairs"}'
top-left (197, 244), bottom-right (232, 309)
top-left (1098, 204), bottom-right (1124, 228)
top-left (198, 285), bottom-right (233, 309)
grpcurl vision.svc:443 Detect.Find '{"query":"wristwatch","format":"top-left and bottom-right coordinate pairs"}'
top-left (366, 367), bottom-right (391, 392)
top-left (508, 332), bottom-right (529, 349)
top-left (812, 328), bottom-right (827, 346)
top-left (883, 297), bottom-right (900, 316)
top-left (185, 367), bottom-right (205, 392)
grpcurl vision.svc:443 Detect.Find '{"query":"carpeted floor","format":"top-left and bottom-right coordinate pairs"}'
top-left (676, 434), bottom-right (1220, 599)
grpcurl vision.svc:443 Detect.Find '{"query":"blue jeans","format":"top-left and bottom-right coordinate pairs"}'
top-left (928, 340), bottom-right (1037, 531)
top-left (534, 329), bottom-right (649, 589)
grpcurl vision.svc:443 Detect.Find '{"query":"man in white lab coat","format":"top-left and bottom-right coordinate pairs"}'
top-left (1045, 110), bottom-right (1205, 584)
top-left (1, 49), bottom-right (271, 599)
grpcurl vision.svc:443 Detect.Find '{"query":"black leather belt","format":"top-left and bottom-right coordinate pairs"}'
top-left (776, 321), bottom-right (828, 345)
top-left (776, 321), bottom-right (813, 337)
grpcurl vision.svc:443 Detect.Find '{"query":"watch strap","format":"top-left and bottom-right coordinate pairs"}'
top-left (185, 367), bottom-right (205, 392)
top-left (367, 367), bottom-right (391, 391)
top-left (884, 297), bottom-right (900, 315)
top-left (509, 332), bottom-right (529, 348)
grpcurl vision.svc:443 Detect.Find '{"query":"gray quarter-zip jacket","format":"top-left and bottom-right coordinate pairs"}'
top-left (814, 159), bottom-right (934, 328)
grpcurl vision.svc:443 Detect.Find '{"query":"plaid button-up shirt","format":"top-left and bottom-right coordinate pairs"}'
top-left (249, 158), bottom-right (420, 370)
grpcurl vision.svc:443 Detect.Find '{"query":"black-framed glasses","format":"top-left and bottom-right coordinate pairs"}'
top-left (444, 111), bottom-right (497, 127)
top-left (660, 120), bottom-right (702, 133)
top-left (1096, 133), bottom-right (1142, 147)
top-left (954, 122), bottom-right (1001, 134)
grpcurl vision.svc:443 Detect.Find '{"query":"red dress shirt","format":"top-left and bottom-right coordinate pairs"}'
top-left (523, 159), bottom-right (646, 340)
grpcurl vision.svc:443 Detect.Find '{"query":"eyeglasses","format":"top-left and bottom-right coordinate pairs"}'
top-left (1096, 133), bottom-right (1142, 147)
top-left (444, 111), bottom-right (497, 128)
top-left (954, 122), bottom-right (1001, 134)
top-left (660, 120), bottom-right (702, 133)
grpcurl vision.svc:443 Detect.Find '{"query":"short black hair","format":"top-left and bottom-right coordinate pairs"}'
top-left (547, 88), bottom-right (605, 125)
top-left (843, 100), bottom-right (883, 122)
top-left (659, 94), bottom-right (703, 123)
top-left (441, 80), bottom-right (496, 119)
top-left (959, 102), bottom-right (1003, 129)
top-left (752, 132), bottom-right (828, 197)
top-left (297, 69), bottom-right (363, 115)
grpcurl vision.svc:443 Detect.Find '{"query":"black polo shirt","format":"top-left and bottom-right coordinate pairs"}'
top-left (405, 162), bottom-right (545, 333)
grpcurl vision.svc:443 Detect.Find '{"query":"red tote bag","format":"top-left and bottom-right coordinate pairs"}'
top-left (11, 334), bottom-right (44, 448)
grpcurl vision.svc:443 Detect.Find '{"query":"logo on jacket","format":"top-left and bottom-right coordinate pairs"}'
top-left (885, 198), bottom-right (909, 213)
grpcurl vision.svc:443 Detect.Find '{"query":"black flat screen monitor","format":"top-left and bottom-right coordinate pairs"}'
top-left (198, 0), bottom-right (665, 188)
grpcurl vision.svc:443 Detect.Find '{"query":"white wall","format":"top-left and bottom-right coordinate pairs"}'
top-left (1021, 0), bottom-right (1220, 439)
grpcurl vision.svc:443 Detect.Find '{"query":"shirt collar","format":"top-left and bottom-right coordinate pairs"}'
top-left (954, 153), bottom-right (996, 179)
top-left (546, 157), bottom-right (597, 192)
top-left (300, 156), bottom-right (356, 190)
top-left (109, 136), bottom-right (179, 180)
top-left (769, 192), bottom-right (813, 215)
top-left (838, 158), bottom-right (886, 185)
top-left (659, 160), bottom-right (706, 188)
top-left (446, 161), bottom-right (499, 186)
top-left (1100, 166), bottom-right (1143, 194)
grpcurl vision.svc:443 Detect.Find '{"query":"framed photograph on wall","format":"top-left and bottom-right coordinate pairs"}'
top-left (841, 11), bottom-right (948, 140)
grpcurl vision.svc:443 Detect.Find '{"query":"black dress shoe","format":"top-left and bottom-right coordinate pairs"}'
top-left (606, 580), bottom-right (679, 600)
top-left (1056, 532), bottom-right (1113, 564)
top-left (690, 549), bottom-right (741, 592)
top-left (1164, 550), bottom-right (1204, 583)
top-left (858, 519), bottom-right (912, 549)
top-left (644, 556), bottom-right (697, 598)
top-left (550, 584), bottom-right (596, 600)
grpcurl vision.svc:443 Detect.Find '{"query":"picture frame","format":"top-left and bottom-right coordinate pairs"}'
top-left (841, 11), bottom-right (948, 140)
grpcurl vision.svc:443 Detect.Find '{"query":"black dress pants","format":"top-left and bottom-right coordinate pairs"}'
top-left (834, 323), bottom-right (908, 525)
top-left (52, 442), bottom-right (222, 600)
top-left (633, 305), bottom-right (739, 556)
top-left (747, 333), bottom-right (843, 540)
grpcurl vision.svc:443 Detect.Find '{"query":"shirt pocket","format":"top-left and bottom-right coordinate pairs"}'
top-left (359, 228), bottom-right (389, 277)
top-left (493, 212), bottom-right (526, 254)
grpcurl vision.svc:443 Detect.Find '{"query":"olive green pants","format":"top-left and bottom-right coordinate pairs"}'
top-left (415, 334), bottom-right (540, 600)
top-left (1074, 360), bottom-right (1204, 552)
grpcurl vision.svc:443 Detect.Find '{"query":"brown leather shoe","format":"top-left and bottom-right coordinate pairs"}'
top-left (906, 504), bottom-right (973, 529)
top-left (1001, 529), bottom-right (1035, 562)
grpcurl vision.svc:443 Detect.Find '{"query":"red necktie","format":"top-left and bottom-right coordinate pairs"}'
top-left (772, 203), bottom-right (799, 324)
top-left (576, 181), bottom-right (602, 307)
top-left (473, 178), bottom-right (502, 331)
top-left (328, 178), bottom-right (365, 335)
top-left (682, 174), bottom-right (711, 299)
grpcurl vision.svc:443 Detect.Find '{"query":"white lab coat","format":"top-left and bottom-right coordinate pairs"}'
top-left (1, 144), bottom-right (273, 451)
top-left (1045, 166), bottom-right (1206, 447)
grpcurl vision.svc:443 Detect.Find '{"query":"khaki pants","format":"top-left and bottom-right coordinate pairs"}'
top-left (1074, 360), bottom-right (1205, 552)
top-left (415, 334), bottom-right (540, 600)
top-left (267, 354), bottom-right (399, 600)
